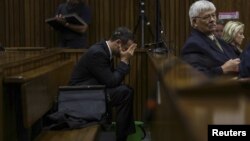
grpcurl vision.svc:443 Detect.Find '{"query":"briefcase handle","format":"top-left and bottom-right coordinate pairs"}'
top-left (59, 85), bottom-right (106, 91)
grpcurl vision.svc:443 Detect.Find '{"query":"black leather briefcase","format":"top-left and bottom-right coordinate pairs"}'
top-left (58, 85), bottom-right (107, 121)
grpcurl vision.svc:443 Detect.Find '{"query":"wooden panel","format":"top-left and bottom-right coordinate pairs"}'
top-left (2, 49), bottom-right (63, 76)
top-left (0, 0), bottom-right (4, 45)
top-left (126, 49), bottom-right (149, 120)
top-left (19, 60), bottom-right (74, 128)
top-left (4, 0), bottom-right (9, 46)
top-left (2, 50), bottom-right (73, 141)
top-left (0, 70), bottom-right (3, 141)
top-left (212, 0), bottom-right (250, 49)
top-left (0, 48), bottom-right (55, 68)
top-left (5, 0), bottom-right (250, 53)
top-left (1, 0), bottom-right (194, 56)
top-left (0, 5), bottom-right (5, 140)
top-left (148, 53), bottom-right (250, 141)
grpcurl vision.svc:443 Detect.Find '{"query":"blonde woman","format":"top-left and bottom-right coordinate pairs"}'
top-left (222, 21), bottom-right (245, 56)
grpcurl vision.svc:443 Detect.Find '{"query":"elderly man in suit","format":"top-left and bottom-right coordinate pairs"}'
top-left (181, 0), bottom-right (240, 77)
top-left (69, 27), bottom-right (137, 141)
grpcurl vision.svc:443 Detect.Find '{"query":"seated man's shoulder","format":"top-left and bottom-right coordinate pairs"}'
top-left (88, 43), bottom-right (104, 51)
top-left (182, 38), bottom-right (206, 53)
top-left (87, 43), bottom-right (107, 57)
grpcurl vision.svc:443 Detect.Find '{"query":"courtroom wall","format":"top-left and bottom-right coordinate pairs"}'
top-left (0, 0), bottom-right (249, 56)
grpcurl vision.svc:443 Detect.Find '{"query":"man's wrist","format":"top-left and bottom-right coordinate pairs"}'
top-left (121, 59), bottom-right (129, 64)
top-left (64, 22), bottom-right (70, 27)
top-left (221, 66), bottom-right (226, 74)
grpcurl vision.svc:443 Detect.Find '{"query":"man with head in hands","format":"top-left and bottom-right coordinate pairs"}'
top-left (69, 27), bottom-right (137, 141)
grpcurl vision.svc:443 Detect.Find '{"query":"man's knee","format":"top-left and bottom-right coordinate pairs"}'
top-left (119, 85), bottom-right (133, 100)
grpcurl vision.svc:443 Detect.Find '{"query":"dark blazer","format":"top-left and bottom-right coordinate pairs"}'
top-left (181, 29), bottom-right (238, 77)
top-left (239, 44), bottom-right (250, 78)
top-left (227, 43), bottom-right (242, 57)
top-left (69, 40), bottom-right (129, 87)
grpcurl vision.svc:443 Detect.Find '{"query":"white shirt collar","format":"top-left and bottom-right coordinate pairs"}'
top-left (208, 34), bottom-right (215, 40)
top-left (105, 41), bottom-right (112, 60)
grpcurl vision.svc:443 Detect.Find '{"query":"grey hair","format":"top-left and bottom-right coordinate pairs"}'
top-left (189, 0), bottom-right (216, 26)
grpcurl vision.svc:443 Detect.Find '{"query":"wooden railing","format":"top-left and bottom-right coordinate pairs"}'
top-left (1, 49), bottom-right (74, 141)
top-left (148, 53), bottom-right (250, 141)
top-left (0, 47), bottom-right (55, 141)
top-left (0, 48), bottom-right (59, 67)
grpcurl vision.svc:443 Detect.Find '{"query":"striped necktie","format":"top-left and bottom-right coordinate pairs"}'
top-left (214, 38), bottom-right (224, 52)
top-left (209, 35), bottom-right (223, 52)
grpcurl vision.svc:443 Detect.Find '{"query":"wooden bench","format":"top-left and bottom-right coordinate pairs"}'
top-left (0, 49), bottom-right (63, 141)
top-left (2, 49), bottom-right (101, 141)
top-left (4, 61), bottom-right (100, 141)
top-left (35, 124), bottom-right (100, 141)
top-left (34, 85), bottom-right (108, 141)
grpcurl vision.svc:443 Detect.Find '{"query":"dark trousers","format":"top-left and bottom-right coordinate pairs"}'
top-left (107, 85), bottom-right (135, 141)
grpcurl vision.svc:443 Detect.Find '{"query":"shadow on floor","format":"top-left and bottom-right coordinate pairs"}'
top-left (97, 131), bottom-right (116, 141)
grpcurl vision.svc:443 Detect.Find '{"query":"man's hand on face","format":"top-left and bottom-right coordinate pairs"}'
top-left (120, 43), bottom-right (137, 64)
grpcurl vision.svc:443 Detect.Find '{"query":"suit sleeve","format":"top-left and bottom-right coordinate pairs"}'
top-left (87, 51), bottom-right (129, 88)
top-left (181, 42), bottom-right (223, 77)
top-left (239, 45), bottom-right (250, 78)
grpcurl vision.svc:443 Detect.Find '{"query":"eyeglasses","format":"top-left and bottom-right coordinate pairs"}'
top-left (194, 13), bottom-right (217, 21)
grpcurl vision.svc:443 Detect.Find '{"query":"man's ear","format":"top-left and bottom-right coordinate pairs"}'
top-left (114, 39), bottom-right (123, 47)
top-left (192, 18), bottom-right (198, 28)
top-left (115, 39), bottom-right (122, 44)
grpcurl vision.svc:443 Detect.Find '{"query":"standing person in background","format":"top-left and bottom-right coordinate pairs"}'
top-left (55, 0), bottom-right (91, 48)
top-left (214, 19), bottom-right (225, 38)
top-left (181, 0), bottom-right (240, 77)
top-left (69, 27), bottom-right (137, 141)
top-left (222, 21), bottom-right (245, 57)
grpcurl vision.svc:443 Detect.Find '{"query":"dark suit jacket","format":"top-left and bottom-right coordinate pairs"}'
top-left (181, 29), bottom-right (238, 77)
top-left (69, 40), bottom-right (129, 87)
top-left (239, 44), bottom-right (250, 78)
